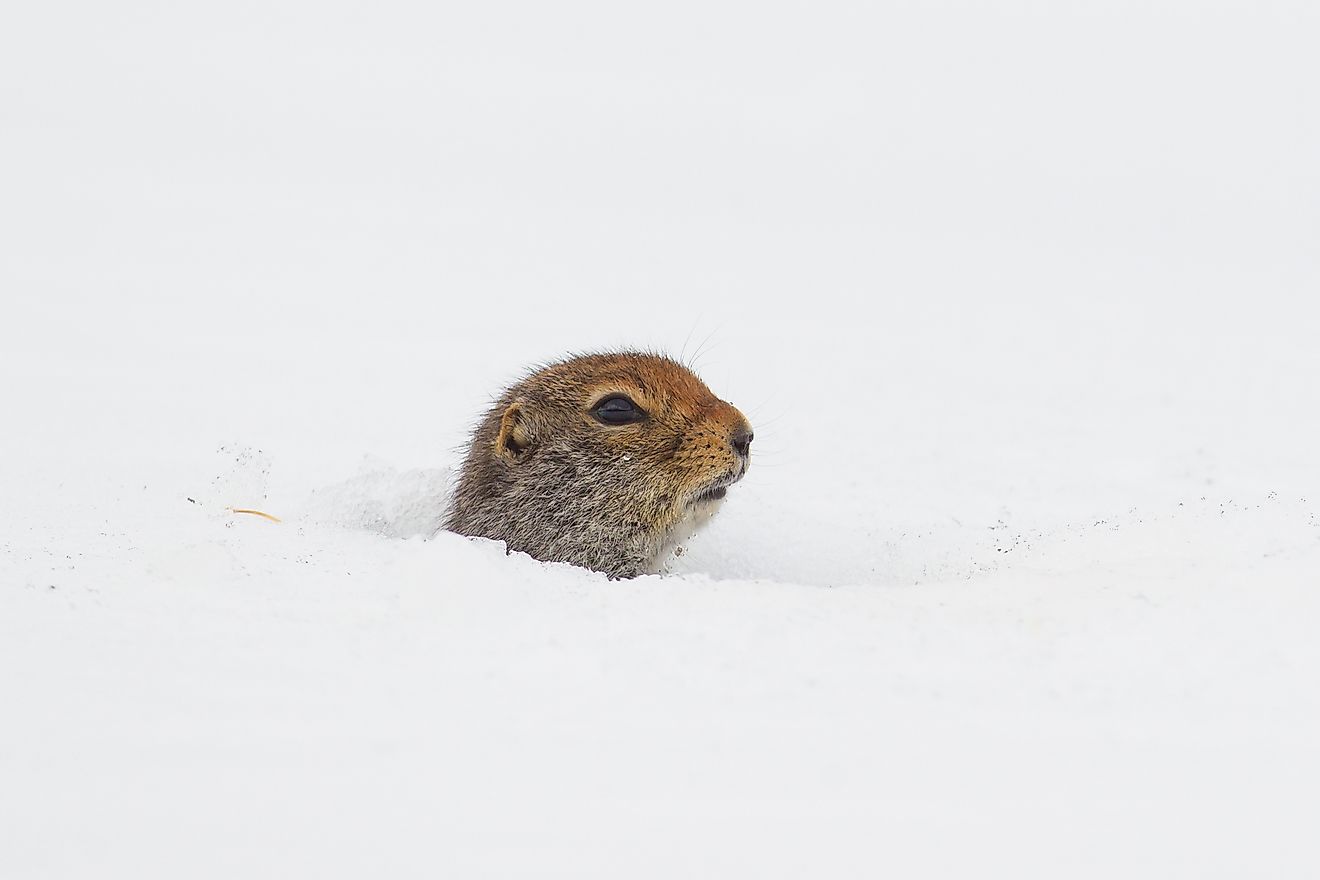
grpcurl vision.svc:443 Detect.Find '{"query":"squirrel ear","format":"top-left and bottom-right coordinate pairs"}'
top-left (495, 402), bottom-right (535, 461)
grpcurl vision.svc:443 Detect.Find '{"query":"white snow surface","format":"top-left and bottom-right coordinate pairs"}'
top-left (3, 1), bottom-right (1319, 877)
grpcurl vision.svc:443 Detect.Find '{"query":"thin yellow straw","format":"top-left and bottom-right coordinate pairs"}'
top-left (228, 507), bottom-right (283, 523)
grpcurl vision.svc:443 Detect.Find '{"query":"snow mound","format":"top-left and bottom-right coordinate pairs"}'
top-left (300, 460), bottom-right (451, 539)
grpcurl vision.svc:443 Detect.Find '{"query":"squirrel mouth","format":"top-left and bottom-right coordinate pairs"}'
top-left (691, 485), bottom-right (728, 505)
top-left (689, 468), bottom-right (743, 506)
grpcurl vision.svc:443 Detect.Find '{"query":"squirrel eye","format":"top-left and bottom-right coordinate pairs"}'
top-left (593, 395), bottom-right (646, 425)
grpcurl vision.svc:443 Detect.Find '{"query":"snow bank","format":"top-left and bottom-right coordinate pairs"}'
top-left (3, 0), bottom-right (1318, 877)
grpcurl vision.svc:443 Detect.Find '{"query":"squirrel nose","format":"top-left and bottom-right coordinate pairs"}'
top-left (731, 427), bottom-right (753, 459)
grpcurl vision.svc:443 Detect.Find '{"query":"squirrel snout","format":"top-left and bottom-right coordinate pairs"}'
top-left (731, 427), bottom-right (753, 459)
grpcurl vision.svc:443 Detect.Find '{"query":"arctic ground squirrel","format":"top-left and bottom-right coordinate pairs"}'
top-left (446, 352), bottom-right (753, 578)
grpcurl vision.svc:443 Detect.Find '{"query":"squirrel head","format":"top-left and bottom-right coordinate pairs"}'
top-left (448, 352), bottom-right (753, 577)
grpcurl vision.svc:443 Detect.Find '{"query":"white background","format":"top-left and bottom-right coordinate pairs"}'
top-left (2, 1), bottom-right (1318, 877)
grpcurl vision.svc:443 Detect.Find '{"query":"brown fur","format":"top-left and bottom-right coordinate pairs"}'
top-left (445, 352), bottom-right (753, 578)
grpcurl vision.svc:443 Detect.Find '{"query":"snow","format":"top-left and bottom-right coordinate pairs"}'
top-left (3, 1), bottom-right (1319, 877)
